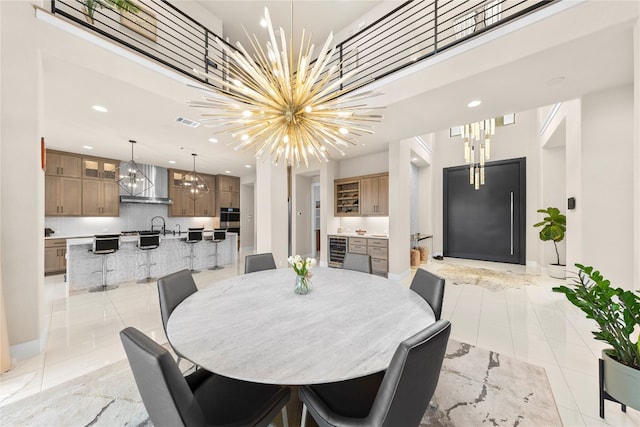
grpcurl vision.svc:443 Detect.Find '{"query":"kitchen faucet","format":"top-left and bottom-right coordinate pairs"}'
top-left (174, 224), bottom-right (181, 235)
top-left (151, 216), bottom-right (166, 235)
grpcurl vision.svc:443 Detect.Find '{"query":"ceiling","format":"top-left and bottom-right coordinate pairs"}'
top-left (27, 1), bottom-right (639, 176)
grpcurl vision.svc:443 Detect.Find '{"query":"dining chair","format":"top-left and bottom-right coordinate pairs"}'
top-left (410, 268), bottom-right (445, 320)
top-left (120, 327), bottom-right (291, 427)
top-left (157, 269), bottom-right (198, 366)
top-left (299, 319), bottom-right (451, 427)
top-left (245, 252), bottom-right (277, 274)
top-left (342, 252), bottom-right (372, 274)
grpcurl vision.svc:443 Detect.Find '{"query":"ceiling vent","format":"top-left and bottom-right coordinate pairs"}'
top-left (176, 116), bottom-right (201, 128)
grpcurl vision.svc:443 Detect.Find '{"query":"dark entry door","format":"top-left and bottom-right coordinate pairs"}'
top-left (443, 157), bottom-right (526, 264)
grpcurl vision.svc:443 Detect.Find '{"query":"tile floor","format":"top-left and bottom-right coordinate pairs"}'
top-left (0, 253), bottom-right (638, 427)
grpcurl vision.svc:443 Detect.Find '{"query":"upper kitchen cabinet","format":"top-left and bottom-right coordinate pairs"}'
top-left (195, 174), bottom-right (217, 217)
top-left (360, 174), bottom-right (389, 216)
top-left (45, 151), bottom-right (82, 177)
top-left (82, 157), bottom-right (118, 181)
top-left (45, 175), bottom-right (82, 216)
top-left (168, 169), bottom-right (216, 217)
top-left (217, 175), bottom-right (240, 193)
top-left (82, 179), bottom-right (120, 216)
top-left (335, 173), bottom-right (388, 217)
top-left (216, 175), bottom-right (240, 211)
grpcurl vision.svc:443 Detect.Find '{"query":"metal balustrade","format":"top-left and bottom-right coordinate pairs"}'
top-left (50, 0), bottom-right (555, 93)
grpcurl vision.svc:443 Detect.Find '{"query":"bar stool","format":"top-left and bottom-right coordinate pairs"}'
top-left (184, 227), bottom-right (203, 274)
top-left (89, 234), bottom-right (120, 292)
top-left (208, 229), bottom-right (226, 270)
top-left (137, 231), bottom-right (161, 283)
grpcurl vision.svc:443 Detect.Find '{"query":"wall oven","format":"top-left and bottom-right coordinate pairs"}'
top-left (220, 207), bottom-right (240, 234)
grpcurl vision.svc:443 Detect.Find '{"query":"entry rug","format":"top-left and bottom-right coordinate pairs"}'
top-left (0, 340), bottom-right (561, 426)
top-left (434, 263), bottom-right (541, 291)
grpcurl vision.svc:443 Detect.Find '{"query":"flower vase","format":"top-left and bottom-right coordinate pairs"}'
top-left (294, 274), bottom-right (311, 295)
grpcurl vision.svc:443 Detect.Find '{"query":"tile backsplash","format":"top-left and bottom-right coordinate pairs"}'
top-left (337, 217), bottom-right (389, 235)
top-left (45, 204), bottom-right (218, 237)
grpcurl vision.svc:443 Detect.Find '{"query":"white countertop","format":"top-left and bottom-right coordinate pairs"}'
top-left (328, 233), bottom-right (388, 239)
top-left (64, 231), bottom-right (236, 246)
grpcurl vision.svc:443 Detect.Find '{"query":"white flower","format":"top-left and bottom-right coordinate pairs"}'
top-left (287, 256), bottom-right (294, 264)
top-left (294, 254), bottom-right (302, 262)
top-left (296, 261), bottom-right (303, 270)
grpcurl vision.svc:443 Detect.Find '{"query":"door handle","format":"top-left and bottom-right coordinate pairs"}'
top-left (510, 191), bottom-right (514, 256)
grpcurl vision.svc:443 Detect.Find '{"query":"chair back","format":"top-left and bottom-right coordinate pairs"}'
top-left (157, 269), bottom-right (198, 331)
top-left (342, 252), bottom-right (372, 274)
top-left (187, 228), bottom-right (203, 242)
top-left (410, 268), bottom-right (445, 320)
top-left (120, 327), bottom-right (206, 427)
top-left (370, 319), bottom-right (451, 427)
top-left (93, 234), bottom-right (120, 254)
top-left (213, 229), bottom-right (227, 241)
top-left (138, 232), bottom-right (160, 249)
top-left (245, 253), bottom-right (277, 274)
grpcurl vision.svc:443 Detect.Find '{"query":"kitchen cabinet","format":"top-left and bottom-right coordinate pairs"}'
top-left (45, 151), bottom-right (82, 177)
top-left (169, 169), bottom-right (216, 217)
top-left (218, 190), bottom-right (240, 209)
top-left (82, 157), bottom-right (118, 181)
top-left (217, 175), bottom-right (240, 193)
top-left (360, 174), bottom-right (389, 215)
top-left (45, 238), bottom-right (67, 275)
top-left (82, 180), bottom-right (120, 216)
top-left (335, 173), bottom-right (388, 217)
top-left (45, 175), bottom-right (82, 216)
top-left (335, 179), bottom-right (360, 216)
top-left (195, 174), bottom-right (217, 216)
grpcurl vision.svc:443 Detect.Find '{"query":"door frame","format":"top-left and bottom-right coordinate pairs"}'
top-left (443, 157), bottom-right (526, 264)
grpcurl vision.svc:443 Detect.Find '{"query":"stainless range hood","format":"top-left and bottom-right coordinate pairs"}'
top-left (119, 163), bottom-right (173, 204)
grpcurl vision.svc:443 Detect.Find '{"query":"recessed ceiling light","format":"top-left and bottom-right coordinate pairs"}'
top-left (411, 157), bottom-right (418, 161)
top-left (260, 18), bottom-right (267, 28)
top-left (209, 138), bottom-right (218, 143)
top-left (92, 105), bottom-right (108, 113)
top-left (225, 170), bottom-right (231, 174)
top-left (168, 160), bottom-right (176, 164)
top-left (467, 100), bottom-right (481, 108)
top-left (245, 165), bottom-right (252, 168)
top-left (82, 145), bottom-right (93, 150)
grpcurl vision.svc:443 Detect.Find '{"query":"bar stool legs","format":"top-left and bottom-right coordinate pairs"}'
top-left (188, 243), bottom-right (200, 274)
top-left (208, 240), bottom-right (224, 270)
top-left (137, 249), bottom-right (157, 283)
top-left (89, 253), bottom-right (119, 292)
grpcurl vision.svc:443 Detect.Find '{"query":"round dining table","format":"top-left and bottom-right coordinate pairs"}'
top-left (167, 267), bottom-right (435, 385)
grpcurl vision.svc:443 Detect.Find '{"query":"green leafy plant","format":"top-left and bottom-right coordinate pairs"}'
top-left (553, 264), bottom-right (640, 369)
top-left (534, 207), bottom-right (566, 265)
top-left (83, 0), bottom-right (139, 24)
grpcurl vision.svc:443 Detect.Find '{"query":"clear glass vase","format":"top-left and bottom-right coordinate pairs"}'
top-left (294, 274), bottom-right (311, 295)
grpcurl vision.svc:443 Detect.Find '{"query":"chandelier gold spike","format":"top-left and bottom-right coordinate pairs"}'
top-left (190, 5), bottom-right (384, 167)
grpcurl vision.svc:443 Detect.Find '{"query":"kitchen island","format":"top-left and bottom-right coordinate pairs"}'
top-left (65, 232), bottom-right (237, 291)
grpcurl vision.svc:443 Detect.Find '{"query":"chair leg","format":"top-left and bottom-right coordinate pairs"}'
top-left (300, 404), bottom-right (307, 427)
top-left (281, 406), bottom-right (289, 427)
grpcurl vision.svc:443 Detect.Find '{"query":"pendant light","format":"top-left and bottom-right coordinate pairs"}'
top-left (180, 153), bottom-right (209, 199)
top-left (117, 140), bottom-right (153, 196)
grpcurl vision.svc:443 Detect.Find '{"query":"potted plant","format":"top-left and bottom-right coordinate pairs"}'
top-left (82, 0), bottom-right (139, 25)
top-left (534, 206), bottom-right (566, 279)
top-left (553, 264), bottom-right (640, 416)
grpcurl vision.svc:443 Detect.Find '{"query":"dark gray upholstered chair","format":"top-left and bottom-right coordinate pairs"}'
top-left (410, 268), bottom-right (446, 320)
top-left (120, 327), bottom-right (291, 427)
top-left (157, 269), bottom-right (198, 366)
top-left (299, 319), bottom-right (451, 427)
top-left (245, 253), bottom-right (277, 274)
top-left (342, 252), bottom-right (372, 274)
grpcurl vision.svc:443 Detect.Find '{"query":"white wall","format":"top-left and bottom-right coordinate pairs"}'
top-left (337, 151), bottom-right (388, 178)
top-left (255, 162), bottom-right (288, 267)
top-left (1, 1), bottom-right (45, 358)
top-left (581, 85), bottom-right (635, 288)
top-left (293, 174), bottom-right (313, 258)
top-left (240, 177), bottom-right (255, 251)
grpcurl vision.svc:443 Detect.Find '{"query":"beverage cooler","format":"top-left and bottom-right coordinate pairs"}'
top-left (328, 235), bottom-right (347, 268)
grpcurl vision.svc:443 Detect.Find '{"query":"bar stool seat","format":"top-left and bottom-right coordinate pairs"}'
top-left (89, 234), bottom-right (120, 292)
top-left (184, 227), bottom-right (204, 274)
top-left (137, 231), bottom-right (161, 283)
top-left (208, 229), bottom-right (226, 270)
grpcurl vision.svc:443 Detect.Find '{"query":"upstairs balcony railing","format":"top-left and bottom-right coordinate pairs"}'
top-left (49, 0), bottom-right (555, 92)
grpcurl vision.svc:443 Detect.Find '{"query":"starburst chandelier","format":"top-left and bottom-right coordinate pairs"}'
top-left (190, 5), bottom-right (384, 167)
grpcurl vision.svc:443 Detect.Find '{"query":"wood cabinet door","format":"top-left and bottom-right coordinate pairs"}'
top-left (360, 177), bottom-right (376, 215)
top-left (45, 175), bottom-right (60, 215)
top-left (170, 190), bottom-right (195, 216)
top-left (195, 175), bottom-right (216, 216)
top-left (82, 179), bottom-right (102, 215)
top-left (101, 181), bottom-right (120, 216)
top-left (376, 174), bottom-right (389, 216)
top-left (60, 177), bottom-right (82, 215)
top-left (46, 152), bottom-right (81, 177)
top-left (44, 247), bottom-right (61, 273)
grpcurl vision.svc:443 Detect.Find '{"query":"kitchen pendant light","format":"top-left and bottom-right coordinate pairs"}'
top-left (117, 140), bottom-right (153, 196)
top-left (180, 153), bottom-right (209, 200)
